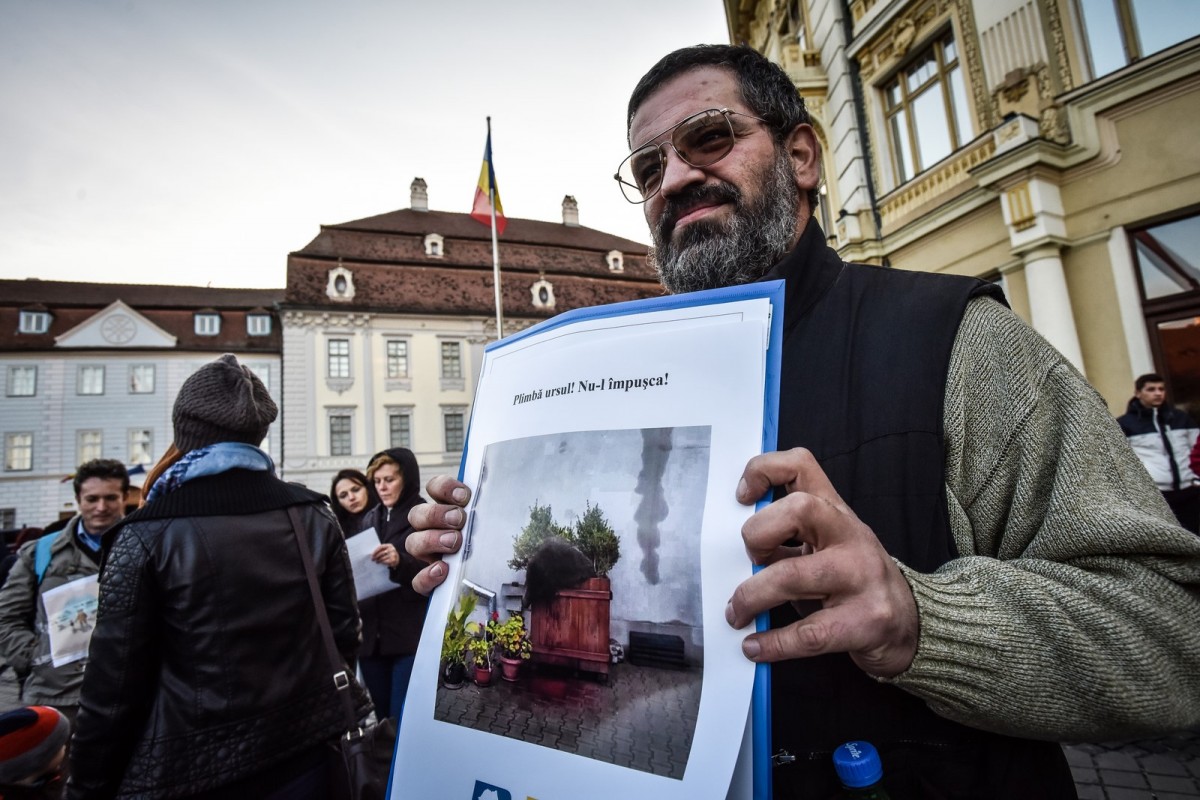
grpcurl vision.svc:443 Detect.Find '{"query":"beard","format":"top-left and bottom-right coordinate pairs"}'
top-left (650, 151), bottom-right (801, 295)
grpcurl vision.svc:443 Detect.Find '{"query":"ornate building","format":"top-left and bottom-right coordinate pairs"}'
top-left (279, 180), bottom-right (663, 492)
top-left (0, 281), bottom-right (283, 528)
top-left (726, 0), bottom-right (1200, 412)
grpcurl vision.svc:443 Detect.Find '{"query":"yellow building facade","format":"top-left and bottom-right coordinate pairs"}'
top-left (726, 0), bottom-right (1200, 414)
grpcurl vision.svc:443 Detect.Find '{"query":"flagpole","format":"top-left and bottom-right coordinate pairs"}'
top-left (487, 116), bottom-right (504, 340)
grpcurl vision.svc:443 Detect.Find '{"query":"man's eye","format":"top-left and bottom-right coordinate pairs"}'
top-left (631, 153), bottom-right (661, 189)
top-left (680, 123), bottom-right (732, 157)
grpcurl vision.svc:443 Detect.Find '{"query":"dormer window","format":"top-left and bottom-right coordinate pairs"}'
top-left (606, 250), bottom-right (624, 273)
top-left (247, 313), bottom-right (271, 336)
top-left (194, 312), bottom-right (220, 336)
top-left (530, 279), bottom-right (556, 310)
top-left (17, 310), bottom-right (51, 334)
top-left (327, 266), bottom-right (356, 302)
top-left (424, 233), bottom-right (445, 258)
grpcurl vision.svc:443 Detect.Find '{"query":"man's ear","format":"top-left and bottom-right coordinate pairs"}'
top-left (785, 123), bottom-right (821, 195)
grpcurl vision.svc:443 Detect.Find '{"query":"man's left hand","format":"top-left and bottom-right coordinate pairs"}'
top-left (725, 448), bottom-right (919, 678)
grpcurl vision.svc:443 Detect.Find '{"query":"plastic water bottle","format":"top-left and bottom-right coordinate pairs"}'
top-left (833, 740), bottom-right (892, 799)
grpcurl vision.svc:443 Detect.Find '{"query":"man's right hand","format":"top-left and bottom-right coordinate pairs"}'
top-left (405, 475), bottom-right (470, 595)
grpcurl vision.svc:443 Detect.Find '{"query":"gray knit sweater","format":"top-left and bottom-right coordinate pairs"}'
top-left (885, 297), bottom-right (1200, 741)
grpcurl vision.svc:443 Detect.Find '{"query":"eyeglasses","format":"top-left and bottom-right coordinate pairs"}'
top-left (615, 108), bottom-right (769, 204)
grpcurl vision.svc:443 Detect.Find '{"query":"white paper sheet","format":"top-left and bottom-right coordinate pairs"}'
top-left (345, 527), bottom-right (397, 600)
top-left (41, 574), bottom-right (99, 667)
top-left (392, 295), bottom-right (774, 800)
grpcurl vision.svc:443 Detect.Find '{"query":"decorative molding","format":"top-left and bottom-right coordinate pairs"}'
top-left (281, 311), bottom-right (371, 329)
top-left (384, 378), bottom-right (413, 392)
top-left (878, 135), bottom-right (997, 230)
top-left (326, 264), bottom-right (356, 302)
top-left (954, 0), bottom-right (997, 131)
top-left (325, 377), bottom-right (354, 395)
top-left (530, 278), bottom-right (556, 309)
top-left (856, 0), bottom-right (948, 83)
top-left (1005, 182), bottom-right (1037, 230)
top-left (1041, 0), bottom-right (1074, 93)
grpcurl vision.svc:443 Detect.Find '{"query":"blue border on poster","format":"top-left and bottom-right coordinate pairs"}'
top-left (441, 280), bottom-right (785, 800)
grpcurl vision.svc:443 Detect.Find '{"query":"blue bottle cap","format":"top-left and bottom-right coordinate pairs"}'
top-left (833, 740), bottom-right (884, 788)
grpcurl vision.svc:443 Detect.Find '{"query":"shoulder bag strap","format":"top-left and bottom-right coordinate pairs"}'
top-left (286, 504), bottom-right (360, 733)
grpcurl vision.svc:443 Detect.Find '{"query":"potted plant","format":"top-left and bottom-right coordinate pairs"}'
top-left (488, 612), bottom-right (532, 682)
top-left (440, 590), bottom-right (476, 689)
top-left (467, 635), bottom-right (493, 687)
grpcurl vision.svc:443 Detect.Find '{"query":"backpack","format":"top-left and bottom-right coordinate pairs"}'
top-left (33, 533), bottom-right (56, 585)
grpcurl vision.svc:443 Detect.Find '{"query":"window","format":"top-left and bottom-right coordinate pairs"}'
top-left (1131, 214), bottom-right (1200, 301)
top-left (443, 411), bottom-right (465, 453)
top-left (4, 433), bottom-right (32, 471)
top-left (327, 339), bottom-right (351, 379)
top-left (78, 430), bottom-right (103, 464)
top-left (387, 340), bottom-right (410, 379)
top-left (194, 313), bottom-right (220, 336)
top-left (129, 364), bottom-right (155, 394)
top-left (389, 411), bottom-right (412, 449)
top-left (424, 233), bottom-right (445, 257)
top-left (883, 31), bottom-right (973, 185)
top-left (329, 414), bottom-right (352, 456)
top-left (247, 314), bottom-right (272, 336)
top-left (441, 342), bottom-right (463, 379)
top-left (0, 509), bottom-right (13, 529)
top-left (77, 366), bottom-right (105, 395)
top-left (1076, 0), bottom-right (1200, 79)
top-left (7, 366), bottom-right (36, 397)
top-left (128, 429), bottom-right (153, 466)
top-left (17, 311), bottom-right (51, 334)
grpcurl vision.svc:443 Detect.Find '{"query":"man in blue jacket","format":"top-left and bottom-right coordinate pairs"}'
top-left (1117, 373), bottom-right (1200, 532)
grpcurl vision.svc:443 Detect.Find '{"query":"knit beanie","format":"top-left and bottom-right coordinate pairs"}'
top-left (173, 354), bottom-right (277, 453)
top-left (0, 706), bottom-right (69, 784)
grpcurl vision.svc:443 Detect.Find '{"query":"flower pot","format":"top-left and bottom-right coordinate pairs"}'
top-left (442, 661), bottom-right (466, 689)
top-left (498, 655), bottom-right (522, 682)
top-left (474, 665), bottom-right (493, 687)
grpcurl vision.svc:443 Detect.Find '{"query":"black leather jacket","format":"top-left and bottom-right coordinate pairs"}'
top-left (67, 470), bottom-right (371, 799)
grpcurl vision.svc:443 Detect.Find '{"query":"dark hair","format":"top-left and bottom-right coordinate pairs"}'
top-left (329, 469), bottom-right (380, 534)
top-left (627, 44), bottom-right (818, 208)
top-left (74, 459), bottom-right (130, 499)
top-left (1136, 373), bottom-right (1165, 392)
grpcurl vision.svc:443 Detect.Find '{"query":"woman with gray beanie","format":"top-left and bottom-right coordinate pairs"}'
top-left (67, 355), bottom-right (371, 800)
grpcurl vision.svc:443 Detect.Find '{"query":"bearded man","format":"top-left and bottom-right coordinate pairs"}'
top-left (408, 45), bottom-right (1200, 799)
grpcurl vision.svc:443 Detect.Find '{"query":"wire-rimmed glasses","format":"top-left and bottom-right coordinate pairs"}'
top-left (614, 108), bottom-right (768, 204)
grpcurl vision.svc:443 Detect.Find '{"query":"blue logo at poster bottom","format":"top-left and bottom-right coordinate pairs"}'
top-left (472, 780), bottom-right (512, 800)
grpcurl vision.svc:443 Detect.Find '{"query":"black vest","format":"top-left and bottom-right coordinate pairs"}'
top-left (764, 223), bottom-right (1075, 799)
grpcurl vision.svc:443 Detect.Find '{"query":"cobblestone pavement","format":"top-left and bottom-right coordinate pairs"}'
top-left (434, 660), bottom-right (701, 779)
top-left (3, 657), bottom-right (1196, 797)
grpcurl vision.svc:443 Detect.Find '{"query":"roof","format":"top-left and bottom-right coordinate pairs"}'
top-left (312, 208), bottom-right (650, 255)
top-left (0, 280), bottom-right (283, 309)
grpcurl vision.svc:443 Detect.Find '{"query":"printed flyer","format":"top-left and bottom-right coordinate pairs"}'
top-left (42, 574), bottom-right (100, 667)
top-left (391, 283), bottom-right (783, 800)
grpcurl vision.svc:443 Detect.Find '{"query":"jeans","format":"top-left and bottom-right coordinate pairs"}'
top-left (359, 654), bottom-right (416, 723)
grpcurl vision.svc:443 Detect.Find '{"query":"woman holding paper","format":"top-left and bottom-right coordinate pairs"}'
top-left (353, 447), bottom-right (429, 724)
top-left (67, 355), bottom-right (371, 799)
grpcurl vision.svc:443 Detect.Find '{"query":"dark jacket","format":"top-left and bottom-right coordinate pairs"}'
top-left (67, 470), bottom-right (371, 800)
top-left (354, 448), bottom-right (429, 658)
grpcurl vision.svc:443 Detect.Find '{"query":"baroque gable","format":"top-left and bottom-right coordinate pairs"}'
top-left (54, 300), bottom-right (178, 348)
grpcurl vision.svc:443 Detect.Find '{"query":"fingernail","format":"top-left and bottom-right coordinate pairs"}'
top-left (741, 638), bottom-right (760, 660)
top-left (736, 478), bottom-right (748, 501)
top-left (452, 487), bottom-right (469, 504)
top-left (439, 532), bottom-right (458, 549)
top-left (446, 508), bottom-right (464, 526)
top-left (725, 601), bottom-right (737, 627)
top-left (430, 562), bottom-right (446, 578)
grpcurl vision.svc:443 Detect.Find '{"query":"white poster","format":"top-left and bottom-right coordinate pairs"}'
top-left (42, 574), bottom-right (100, 667)
top-left (391, 289), bottom-right (781, 800)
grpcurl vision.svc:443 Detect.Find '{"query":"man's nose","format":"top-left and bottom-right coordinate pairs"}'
top-left (658, 146), bottom-right (706, 197)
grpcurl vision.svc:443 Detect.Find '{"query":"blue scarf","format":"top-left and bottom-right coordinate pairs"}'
top-left (146, 442), bottom-right (275, 503)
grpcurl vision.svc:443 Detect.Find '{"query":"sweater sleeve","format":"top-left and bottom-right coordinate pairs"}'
top-left (884, 296), bottom-right (1200, 741)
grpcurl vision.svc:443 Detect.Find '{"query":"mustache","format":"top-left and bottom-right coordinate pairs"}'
top-left (657, 182), bottom-right (741, 241)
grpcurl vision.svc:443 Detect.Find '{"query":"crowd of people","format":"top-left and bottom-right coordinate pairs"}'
top-left (0, 42), bottom-right (1196, 800)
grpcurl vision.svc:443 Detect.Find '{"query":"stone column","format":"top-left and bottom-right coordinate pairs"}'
top-left (1023, 244), bottom-right (1085, 373)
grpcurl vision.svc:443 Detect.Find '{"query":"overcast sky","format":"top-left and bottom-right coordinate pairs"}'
top-left (0, 1), bottom-right (730, 289)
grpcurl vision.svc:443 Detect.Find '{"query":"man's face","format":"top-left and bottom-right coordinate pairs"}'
top-left (627, 66), bottom-right (806, 294)
top-left (76, 477), bottom-right (125, 533)
top-left (1137, 381), bottom-right (1167, 408)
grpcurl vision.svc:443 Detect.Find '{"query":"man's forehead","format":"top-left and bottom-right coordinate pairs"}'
top-left (79, 477), bottom-right (123, 496)
top-left (628, 66), bottom-right (743, 148)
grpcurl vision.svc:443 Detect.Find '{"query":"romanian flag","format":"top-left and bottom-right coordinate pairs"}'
top-left (470, 130), bottom-right (507, 235)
